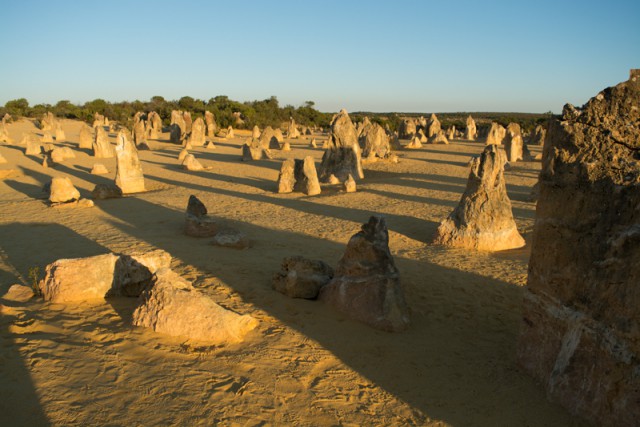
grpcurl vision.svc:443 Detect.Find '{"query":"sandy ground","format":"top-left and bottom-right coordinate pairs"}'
top-left (0, 118), bottom-right (585, 426)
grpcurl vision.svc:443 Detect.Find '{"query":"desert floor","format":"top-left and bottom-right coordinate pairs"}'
top-left (0, 119), bottom-right (585, 426)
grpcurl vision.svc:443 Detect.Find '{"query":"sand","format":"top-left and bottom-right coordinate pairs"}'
top-left (0, 118), bottom-right (585, 426)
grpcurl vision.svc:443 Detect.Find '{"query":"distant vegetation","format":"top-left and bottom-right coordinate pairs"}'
top-left (0, 96), bottom-right (333, 130)
top-left (1, 96), bottom-right (554, 133)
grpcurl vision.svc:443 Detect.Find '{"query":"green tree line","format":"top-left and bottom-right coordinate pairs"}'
top-left (1, 96), bottom-right (333, 130)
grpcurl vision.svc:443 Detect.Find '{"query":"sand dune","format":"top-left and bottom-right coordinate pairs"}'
top-left (0, 118), bottom-right (584, 426)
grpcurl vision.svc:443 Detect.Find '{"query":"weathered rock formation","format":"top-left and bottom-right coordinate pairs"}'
top-left (147, 111), bottom-right (162, 139)
top-left (358, 120), bottom-right (391, 160)
top-left (433, 144), bottom-right (525, 251)
top-left (486, 122), bottom-right (506, 145)
top-left (319, 216), bottom-right (411, 332)
top-left (277, 159), bottom-right (295, 193)
top-left (446, 126), bottom-right (456, 140)
top-left (259, 126), bottom-right (281, 149)
top-left (406, 135), bottom-right (422, 149)
top-left (40, 112), bottom-right (56, 131)
top-left (205, 111), bottom-right (217, 137)
top-left (427, 113), bottom-right (441, 138)
top-left (41, 131), bottom-right (54, 143)
top-left (79, 124), bottom-right (93, 149)
top-left (517, 70), bottom-right (640, 426)
top-left (169, 124), bottom-right (182, 144)
top-left (38, 250), bottom-right (171, 303)
top-left (93, 126), bottom-right (115, 158)
top-left (133, 119), bottom-right (147, 147)
top-left (184, 195), bottom-right (218, 237)
top-left (54, 123), bottom-right (65, 142)
top-left (241, 140), bottom-right (272, 161)
top-left (272, 256), bottom-right (334, 299)
top-left (528, 124), bottom-right (547, 146)
top-left (50, 147), bottom-right (75, 163)
top-left (91, 163), bottom-right (109, 175)
top-left (115, 130), bottom-right (146, 194)
top-left (49, 177), bottom-right (80, 204)
top-left (288, 117), bottom-right (300, 138)
top-left (428, 130), bottom-right (449, 144)
top-left (465, 115), bottom-right (477, 140)
top-left (182, 154), bottom-right (204, 171)
top-left (252, 125), bottom-right (261, 139)
top-left (92, 183), bottom-right (122, 199)
top-left (504, 123), bottom-right (524, 162)
top-left (318, 109), bottom-right (364, 182)
top-left (188, 117), bottom-right (206, 147)
top-left (132, 268), bottom-right (258, 343)
top-left (294, 156), bottom-right (321, 196)
top-left (398, 118), bottom-right (416, 139)
top-left (211, 229), bottom-right (250, 249)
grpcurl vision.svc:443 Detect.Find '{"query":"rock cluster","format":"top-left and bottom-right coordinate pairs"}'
top-left (432, 144), bottom-right (525, 251)
top-left (358, 118), bottom-right (392, 160)
top-left (517, 69), bottom-right (640, 426)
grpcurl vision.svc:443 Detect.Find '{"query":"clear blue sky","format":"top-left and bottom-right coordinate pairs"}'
top-left (1, 0), bottom-right (638, 113)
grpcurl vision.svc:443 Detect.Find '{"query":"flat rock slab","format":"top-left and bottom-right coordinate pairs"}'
top-left (132, 268), bottom-right (258, 344)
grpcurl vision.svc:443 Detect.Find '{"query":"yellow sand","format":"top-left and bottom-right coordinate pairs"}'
top-left (0, 118), bottom-right (585, 426)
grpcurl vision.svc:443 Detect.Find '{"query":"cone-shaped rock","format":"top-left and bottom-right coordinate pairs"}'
top-left (115, 130), bottom-right (145, 194)
top-left (49, 177), bottom-right (80, 204)
top-left (516, 70), bottom-right (640, 426)
top-left (433, 144), bottom-right (525, 251)
top-left (318, 109), bottom-right (364, 182)
top-left (182, 154), bottom-right (204, 171)
top-left (319, 216), bottom-right (410, 332)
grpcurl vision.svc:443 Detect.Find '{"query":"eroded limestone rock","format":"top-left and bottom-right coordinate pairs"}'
top-left (432, 144), bottom-right (525, 251)
top-left (272, 256), bottom-right (334, 299)
top-left (318, 109), bottom-right (364, 182)
top-left (132, 268), bottom-right (257, 343)
top-left (516, 70), bottom-right (640, 426)
top-left (319, 216), bottom-right (410, 332)
top-left (115, 130), bottom-right (145, 194)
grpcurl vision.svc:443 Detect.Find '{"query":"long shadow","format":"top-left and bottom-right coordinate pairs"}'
top-left (0, 222), bottom-right (115, 427)
top-left (145, 171), bottom-right (435, 243)
top-left (89, 195), bottom-right (577, 425)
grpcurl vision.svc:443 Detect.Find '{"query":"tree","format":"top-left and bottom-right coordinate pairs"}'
top-left (4, 98), bottom-right (29, 116)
